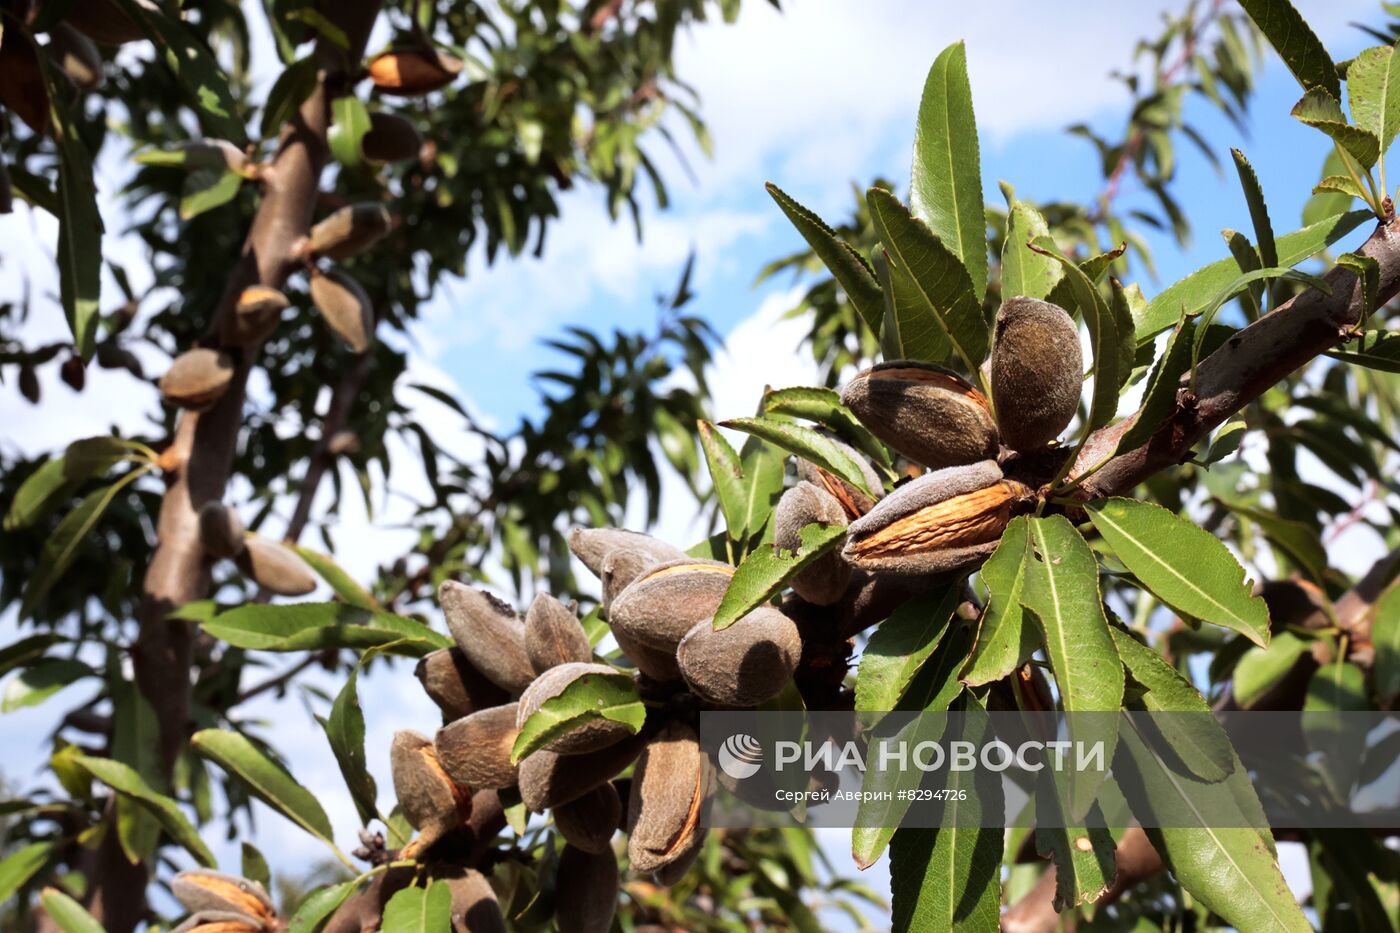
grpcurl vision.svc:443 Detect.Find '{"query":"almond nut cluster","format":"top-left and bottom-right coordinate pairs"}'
top-left (803, 295), bottom-right (1084, 586)
top-left (379, 525), bottom-right (811, 931)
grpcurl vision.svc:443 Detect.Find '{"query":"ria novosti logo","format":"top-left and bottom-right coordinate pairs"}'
top-left (718, 733), bottom-right (764, 779)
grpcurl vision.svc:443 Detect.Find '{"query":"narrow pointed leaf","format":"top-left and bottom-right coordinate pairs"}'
top-left (1326, 330), bottom-right (1400, 372)
top-left (381, 882), bottom-right (452, 933)
top-left (910, 41), bottom-right (987, 300)
top-left (326, 668), bottom-right (378, 824)
top-left (1238, 0), bottom-right (1340, 98)
top-left (766, 182), bottom-right (883, 335)
top-left (1087, 498), bottom-right (1270, 647)
top-left (1231, 150), bottom-right (1277, 270)
top-left (1291, 88), bottom-right (1380, 167)
top-left (1117, 316), bottom-right (1196, 454)
top-left (1139, 210), bottom-right (1370, 342)
top-left (712, 523), bottom-right (847, 630)
top-left (1021, 515), bottom-right (1124, 815)
top-left (1001, 198), bottom-right (1059, 301)
top-left (0, 842), bottom-right (56, 904)
top-left (867, 187), bottom-right (988, 370)
top-left (39, 889), bottom-right (104, 933)
top-left (511, 670), bottom-right (644, 763)
top-left (1347, 43), bottom-right (1400, 154)
top-left (191, 728), bottom-right (335, 843)
top-left (720, 417), bottom-right (877, 500)
top-left (961, 516), bottom-right (1036, 685)
top-left (1372, 582), bottom-right (1400, 703)
top-left (854, 586), bottom-right (961, 714)
top-left (698, 421), bottom-right (748, 541)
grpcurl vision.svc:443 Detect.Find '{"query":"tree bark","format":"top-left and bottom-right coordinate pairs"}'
top-left (102, 8), bottom-right (384, 932)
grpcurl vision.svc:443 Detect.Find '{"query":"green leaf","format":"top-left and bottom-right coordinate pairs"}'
top-left (854, 586), bottom-right (961, 714)
top-left (261, 56), bottom-right (320, 139)
top-left (1232, 149), bottom-right (1278, 271)
top-left (1117, 316), bottom-right (1196, 454)
top-left (866, 187), bottom-right (988, 371)
top-left (960, 517), bottom-right (1036, 686)
top-left (1220, 501), bottom-right (1327, 584)
top-left (285, 880), bottom-right (359, 933)
top-left (736, 429), bottom-right (787, 547)
top-left (1115, 720), bottom-right (1310, 932)
top-left (110, 678), bottom-right (164, 864)
top-left (510, 669), bottom-right (645, 763)
top-left (1304, 657), bottom-right (1370, 794)
top-left (5, 437), bottom-right (136, 531)
top-left (1190, 267), bottom-right (1331, 373)
top-left (381, 882), bottom-right (453, 933)
top-left (720, 417), bottom-right (877, 501)
top-left (35, 44), bottom-right (104, 360)
top-left (712, 523), bottom-right (847, 630)
top-left (1111, 629), bottom-right (1233, 782)
top-left (114, 0), bottom-right (247, 145)
top-left (1000, 194), bottom-right (1059, 302)
top-left (852, 620), bottom-right (978, 868)
top-left (73, 754), bottom-right (216, 867)
top-left (192, 729), bottom-right (335, 843)
top-left (1238, 0), bottom-right (1340, 98)
top-left (761, 386), bottom-right (890, 469)
top-left (180, 168), bottom-right (243, 220)
top-left (39, 888), bottom-right (105, 933)
top-left (1313, 172), bottom-right (1367, 198)
top-left (1029, 237), bottom-right (1125, 434)
top-left (1233, 632), bottom-right (1311, 707)
top-left (20, 466), bottom-right (150, 618)
top-left (0, 635), bottom-right (62, 679)
top-left (1291, 88), bottom-right (1381, 168)
top-left (1021, 516), bottom-right (1123, 815)
top-left (1033, 767), bottom-right (1115, 911)
top-left (765, 182), bottom-right (883, 335)
top-left (329, 95), bottom-right (372, 169)
top-left (241, 843), bottom-right (271, 890)
top-left (1087, 498), bottom-right (1270, 647)
top-left (289, 545), bottom-right (378, 610)
top-left (1139, 210), bottom-right (1370, 342)
top-left (1347, 43), bottom-right (1400, 155)
top-left (202, 602), bottom-right (450, 655)
top-left (910, 41), bottom-right (987, 301)
top-left (1327, 330), bottom-right (1400, 371)
top-left (698, 421), bottom-right (747, 542)
top-left (1372, 582), bottom-right (1400, 703)
top-left (325, 668), bottom-right (378, 824)
top-left (0, 842), bottom-right (55, 904)
top-left (2, 659), bottom-right (93, 712)
top-left (888, 695), bottom-right (1002, 933)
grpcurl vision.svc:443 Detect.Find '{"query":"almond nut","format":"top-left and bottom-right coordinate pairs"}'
top-left (568, 527), bottom-right (687, 611)
top-left (415, 647), bottom-right (510, 722)
top-left (653, 829), bottom-right (705, 886)
top-left (435, 702), bottom-right (520, 790)
top-left (390, 730), bottom-right (471, 847)
top-left (626, 722), bottom-right (709, 875)
top-left (843, 460), bottom-right (1028, 577)
top-left (159, 348), bottom-right (235, 411)
top-left (553, 782), bottom-right (621, 855)
top-left (430, 865), bottom-right (506, 933)
top-left (841, 361), bottom-right (999, 469)
top-left (555, 844), bottom-right (619, 933)
top-left (170, 910), bottom-right (264, 933)
top-left (613, 626), bottom-right (683, 683)
top-left (990, 297), bottom-right (1083, 451)
top-left (438, 582), bottom-right (535, 693)
top-left (516, 662), bottom-right (634, 755)
top-left (676, 607), bottom-right (801, 707)
top-left (607, 559), bottom-right (735, 652)
top-left (170, 871), bottom-right (275, 928)
top-left (235, 536), bottom-right (317, 595)
top-left (306, 203), bottom-right (391, 260)
top-left (518, 733), bottom-right (645, 812)
top-left (362, 112), bottom-right (423, 163)
top-left (309, 269), bottom-right (375, 354)
top-left (198, 501), bottom-right (245, 560)
top-left (220, 286), bottom-right (288, 348)
top-left (367, 48), bottom-right (463, 96)
top-left (525, 593), bottom-right (591, 673)
top-left (774, 481), bottom-right (850, 605)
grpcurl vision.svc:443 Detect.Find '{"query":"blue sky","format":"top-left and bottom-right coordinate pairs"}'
top-left (0, 0), bottom-right (1388, 922)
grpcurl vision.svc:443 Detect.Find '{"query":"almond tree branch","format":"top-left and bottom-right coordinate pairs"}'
top-left (1077, 216), bottom-right (1400, 501)
top-left (103, 9), bottom-right (384, 933)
